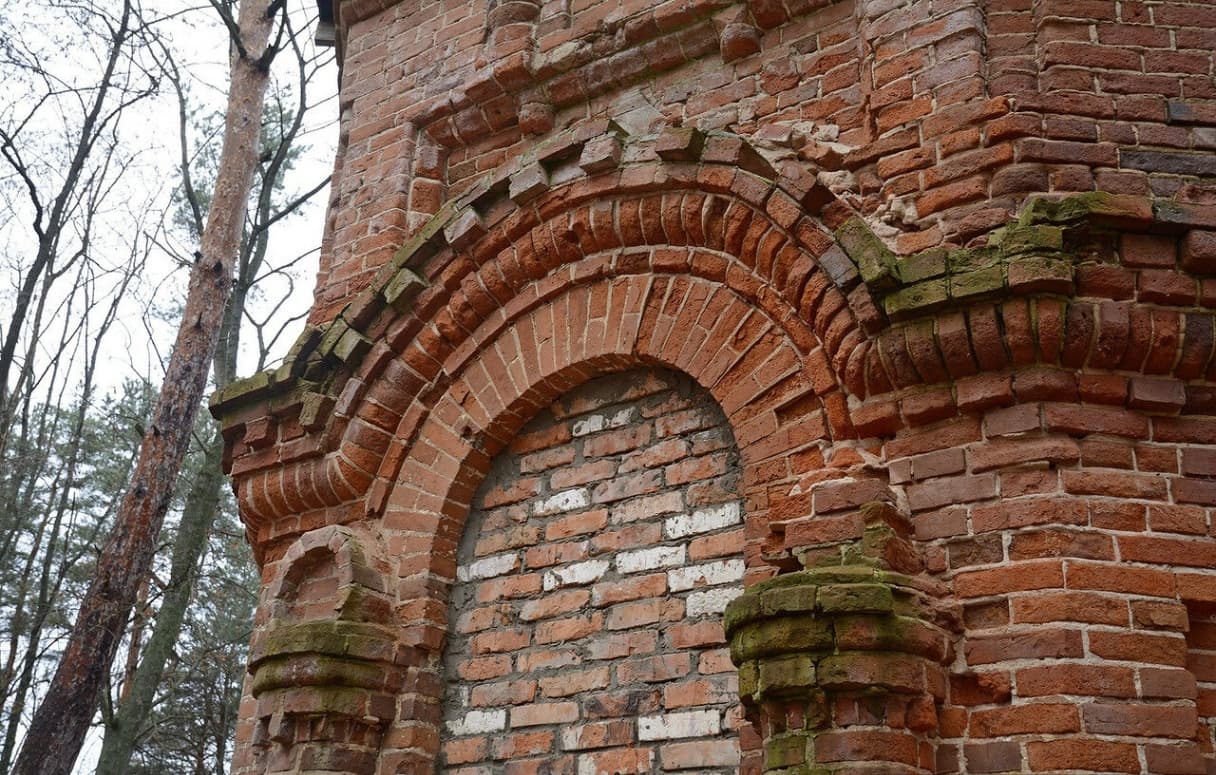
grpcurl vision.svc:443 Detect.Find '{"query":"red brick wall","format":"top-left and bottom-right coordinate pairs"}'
top-left (213, 1), bottom-right (1216, 773)
top-left (887, 401), bottom-right (1212, 772)
top-left (220, 136), bottom-right (1216, 774)
top-left (440, 368), bottom-right (747, 775)
top-left (310, 0), bottom-right (1216, 321)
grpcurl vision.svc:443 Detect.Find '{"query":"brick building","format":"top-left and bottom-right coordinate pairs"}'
top-left (211, 0), bottom-right (1216, 772)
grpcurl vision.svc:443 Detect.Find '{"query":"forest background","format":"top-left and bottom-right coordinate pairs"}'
top-left (0, 0), bottom-right (337, 770)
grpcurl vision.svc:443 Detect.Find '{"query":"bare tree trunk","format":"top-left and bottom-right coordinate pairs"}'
top-left (117, 577), bottom-right (151, 704)
top-left (94, 430), bottom-right (225, 775)
top-left (10, 0), bottom-right (278, 770)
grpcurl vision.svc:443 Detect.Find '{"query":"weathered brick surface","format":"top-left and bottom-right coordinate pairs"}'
top-left (305, 0), bottom-right (1216, 319)
top-left (442, 369), bottom-right (744, 775)
top-left (212, 1), bottom-right (1216, 773)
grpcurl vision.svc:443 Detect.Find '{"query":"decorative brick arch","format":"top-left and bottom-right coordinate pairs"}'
top-left (217, 130), bottom-right (954, 775)
top-left (373, 268), bottom-right (836, 770)
top-left (216, 116), bottom-right (1216, 774)
top-left (223, 130), bottom-right (881, 548)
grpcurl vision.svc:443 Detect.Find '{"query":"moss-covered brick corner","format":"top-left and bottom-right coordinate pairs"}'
top-left (210, 368), bottom-right (276, 415)
top-left (732, 616), bottom-right (835, 663)
top-left (251, 620), bottom-right (397, 666)
top-left (250, 653), bottom-right (390, 696)
top-left (869, 193), bottom-right (1162, 322)
top-left (725, 567), bottom-right (951, 698)
top-left (816, 582), bottom-right (894, 614)
top-left (207, 208), bottom-right (442, 436)
top-left (836, 217), bottom-right (898, 293)
top-left (727, 564), bottom-right (953, 774)
top-left (248, 618), bottom-right (402, 737)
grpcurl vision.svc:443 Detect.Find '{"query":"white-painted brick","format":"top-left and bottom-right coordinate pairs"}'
top-left (637, 709), bottom-right (721, 741)
top-left (616, 545), bottom-right (686, 574)
top-left (535, 488), bottom-right (590, 516)
top-left (664, 501), bottom-right (742, 538)
top-left (543, 559), bottom-right (610, 590)
top-left (609, 407), bottom-right (636, 425)
top-left (686, 586), bottom-right (744, 616)
top-left (668, 558), bottom-right (746, 591)
top-left (456, 552), bottom-right (520, 582)
top-left (572, 414), bottom-right (606, 437)
top-left (572, 407), bottom-right (636, 437)
top-left (447, 709), bottom-right (506, 736)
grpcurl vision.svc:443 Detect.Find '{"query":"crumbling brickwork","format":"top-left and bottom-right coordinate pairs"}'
top-left (212, 0), bottom-right (1216, 773)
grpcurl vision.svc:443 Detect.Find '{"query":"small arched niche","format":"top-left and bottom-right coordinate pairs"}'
top-left (440, 367), bottom-right (746, 775)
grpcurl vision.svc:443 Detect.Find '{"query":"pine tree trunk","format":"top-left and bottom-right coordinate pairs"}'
top-left (94, 429), bottom-right (226, 775)
top-left (10, 0), bottom-right (276, 770)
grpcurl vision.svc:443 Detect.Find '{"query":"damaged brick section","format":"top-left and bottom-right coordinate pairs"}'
top-left (211, 0), bottom-right (1216, 773)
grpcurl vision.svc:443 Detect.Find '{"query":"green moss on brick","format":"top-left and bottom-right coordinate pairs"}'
top-left (757, 653), bottom-right (817, 697)
top-left (333, 326), bottom-right (372, 364)
top-left (251, 654), bottom-right (386, 695)
top-left (947, 245), bottom-right (999, 273)
top-left (733, 616), bottom-right (834, 662)
top-left (949, 265), bottom-right (1005, 301)
top-left (836, 217), bottom-right (898, 292)
top-left (760, 584), bottom-right (818, 616)
top-left (882, 279), bottom-right (948, 319)
top-left (256, 620), bottom-right (393, 664)
top-left (738, 660), bottom-right (759, 698)
top-left (1020, 192), bottom-right (1153, 228)
top-left (383, 267), bottom-right (428, 312)
top-left (765, 732), bottom-right (810, 769)
top-left (894, 248), bottom-right (946, 284)
top-left (816, 583), bottom-right (894, 614)
top-left (1007, 256), bottom-right (1074, 293)
top-left (210, 369), bottom-right (275, 410)
top-left (992, 223), bottom-right (1064, 255)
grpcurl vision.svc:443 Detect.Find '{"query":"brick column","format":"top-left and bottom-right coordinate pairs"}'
top-left (727, 504), bottom-right (955, 775)
top-left (239, 526), bottom-right (403, 775)
top-left (245, 620), bottom-right (401, 774)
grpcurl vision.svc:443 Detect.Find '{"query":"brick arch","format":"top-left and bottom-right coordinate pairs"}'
top-left (386, 269), bottom-right (831, 584)
top-left (263, 524), bottom-right (392, 623)
top-left (231, 132), bottom-right (879, 540)
top-left (372, 269), bottom-right (845, 774)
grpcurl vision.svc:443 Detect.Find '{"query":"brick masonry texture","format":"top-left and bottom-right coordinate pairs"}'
top-left (211, 0), bottom-right (1216, 773)
top-left (441, 368), bottom-right (745, 775)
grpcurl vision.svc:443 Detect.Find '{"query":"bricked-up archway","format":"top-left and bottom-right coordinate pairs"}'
top-left (376, 264), bottom-right (842, 775)
top-left (440, 368), bottom-right (745, 775)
